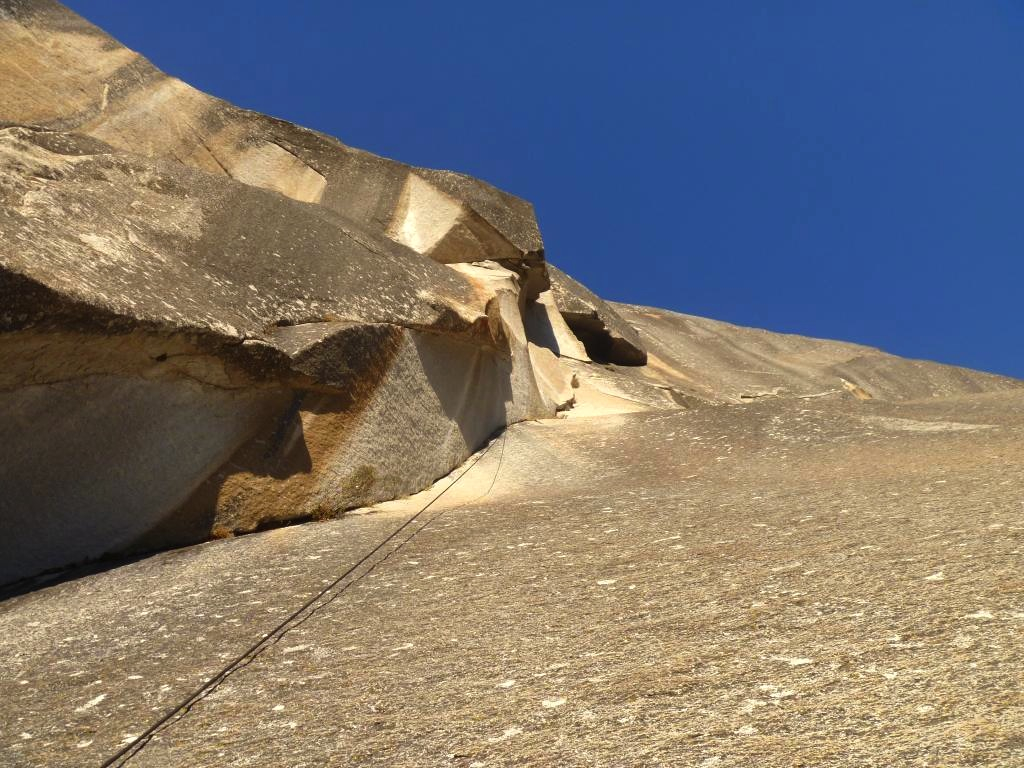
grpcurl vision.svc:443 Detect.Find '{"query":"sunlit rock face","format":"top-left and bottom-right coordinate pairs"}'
top-left (0, 1), bottom-right (573, 583)
top-left (4, 5), bottom-right (1024, 766)
top-left (1, 0), bottom-right (1021, 589)
top-left (0, 0), bottom-right (546, 289)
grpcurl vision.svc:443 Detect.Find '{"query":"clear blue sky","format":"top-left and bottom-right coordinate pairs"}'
top-left (67, 1), bottom-right (1023, 378)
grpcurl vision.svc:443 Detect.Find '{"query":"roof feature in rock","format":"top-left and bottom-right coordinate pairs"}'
top-left (0, 125), bottom-right (491, 378)
top-left (0, 119), bottom-right (562, 584)
top-left (0, 2), bottom-right (570, 585)
top-left (546, 264), bottom-right (647, 365)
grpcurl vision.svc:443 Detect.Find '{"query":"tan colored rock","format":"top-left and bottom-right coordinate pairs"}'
top-left (0, 120), bottom-right (556, 583)
top-left (527, 343), bottom-right (576, 412)
top-left (7, 386), bottom-right (1023, 768)
top-left (560, 302), bottom-right (1022, 420)
top-left (2, 8), bottom-right (1024, 766)
top-left (546, 263), bottom-right (647, 365)
top-left (0, 0), bottom-right (546, 292)
top-left (611, 303), bottom-right (1023, 405)
top-left (2, 0), bottom-right (1019, 596)
top-left (447, 261), bottom-right (555, 422)
top-left (0, 0), bottom-right (571, 581)
top-left (523, 289), bottom-right (592, 362)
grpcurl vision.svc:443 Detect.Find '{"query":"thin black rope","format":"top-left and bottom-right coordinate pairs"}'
top-left (99, 429), bottom-right (507, 768)
top-left (470, 424), bottom-right (509, 504)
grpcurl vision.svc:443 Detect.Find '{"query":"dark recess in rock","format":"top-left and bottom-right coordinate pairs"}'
top-left (546, 264), bottom-right (647, 365)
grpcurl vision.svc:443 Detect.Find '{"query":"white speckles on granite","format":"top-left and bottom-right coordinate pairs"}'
top-left (3, 396), bottom-right (1024, 767)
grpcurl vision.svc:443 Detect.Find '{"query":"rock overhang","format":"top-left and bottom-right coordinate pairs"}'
top-left (5, 0), bottom-right (1017, 590)
top-left (0, 7), bottom-right (584, 581)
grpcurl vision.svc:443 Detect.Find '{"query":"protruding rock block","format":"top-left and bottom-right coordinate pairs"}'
top-left (0, 1), bottom-right (652, 585)
top-left (527, 343), bottom-right (577, 412)
top-left (0, 122), bottom-right (553, 583)
top-left (523, 290), bottom-right (592, 363)
top-left (0, 125), bottom-right (487, 341)
top-left (447, 261), bottom-right (559, 421)
top-left (546, 264), bottom-right (648, 365)
top-left (387, 170), bottom-right (547, 300)
top-left (0, 0), bottom-right (546, 292)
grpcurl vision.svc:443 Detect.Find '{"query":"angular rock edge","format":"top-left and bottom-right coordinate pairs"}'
top-left (2, 1), bottom-right (1020, 587)
top-left (0, 0), bottom-right (586, 584)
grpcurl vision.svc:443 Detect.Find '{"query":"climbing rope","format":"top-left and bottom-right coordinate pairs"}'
top-left (100, 428), bottom-right (509, 767)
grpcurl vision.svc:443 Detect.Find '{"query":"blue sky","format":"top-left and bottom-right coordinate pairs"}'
top-left (67, 1), bottom-right (1023, 378)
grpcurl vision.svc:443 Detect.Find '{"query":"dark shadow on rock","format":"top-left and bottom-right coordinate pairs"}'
top-left (129, 324), bottom-right (409, 552)
top-left (522, 300), bottom-right (561, 357)
top-left (412, 330), bottom-right (513, 451)
top-left (0, 323), bottom-right (408, 589)
top-left (0, 550), bottom-right (161, 605)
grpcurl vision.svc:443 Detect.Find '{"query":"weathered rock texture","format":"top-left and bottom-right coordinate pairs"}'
top-left (562, 303), bottom-right (1022, 415)
top-left (1, 0), bottom-right (548, 289)
top-left (0, 121), bottom-right (553, 583)
top-left (546, 264), bottom-right (647, 365)
top-left (2, 4), bottom-right (1024, 765)
top-left (0, 0), bottom-right (578, 583)
top-left (3, 388), bottom-right (1023, 768)
top-left (1, 0), bottom-right (1020, 587)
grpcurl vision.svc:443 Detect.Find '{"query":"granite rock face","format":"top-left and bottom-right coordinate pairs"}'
top-left (4, 388), bottom-right (1024, 768)
top-left (0, 0), bottom-right (547, 293)
top-left (546, 264), bottom-right (647, 365)
top-left (0, 122), bottom-right (555, 583)
top-left (3, 5), bottom-right (1024, 766)
top-left (0, 0), bottom-right (576, 583)
top-left (562, 303), bottom-right (1023, 415)
top-left (1, 0), bottom-right (1020, 597)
